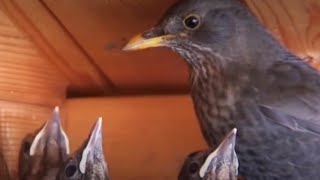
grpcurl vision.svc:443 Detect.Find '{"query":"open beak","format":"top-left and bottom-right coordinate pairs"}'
top-left (122, 33), bottom-right (175, 51)
top-left (29, 106), bottom-right (70, 156)
top-left (79, 117), bottom-right (105, 174)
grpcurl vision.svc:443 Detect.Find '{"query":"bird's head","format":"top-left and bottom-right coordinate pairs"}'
top-left (18, 106), bottom-right (70, 180)
top-left (56, 118), bottom-right (109, 180)
top-left (199, 128), bottom-right (238, 180)
top-left (123, 0), bottom-right (270, 68)
top-left (178, 149), bottom-right (211, 180)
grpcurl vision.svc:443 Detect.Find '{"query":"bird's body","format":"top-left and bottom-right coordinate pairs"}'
top-left (18, 107), bottom-right (69, 180)
top-left (123, 0), bottom-right (320, 179)
top-left (189, 50), bottom-right (320, 179)
top-left (56, 118), bottom-right (109, 180)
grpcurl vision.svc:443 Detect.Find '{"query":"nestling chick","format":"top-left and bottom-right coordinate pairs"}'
top-left (178, 150), bottom-right (210, 180)
top-left (199, 128), bottom-right (238, 180)
top-left (18, 107), bottom-right (69, 180)
top-left (56, 118), bottom-right (109, 180)
top-left (178, 129), bottom-right (238, 180)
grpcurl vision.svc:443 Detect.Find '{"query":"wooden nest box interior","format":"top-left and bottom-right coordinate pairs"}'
top-left (0, 0), bottom-right (319, 179)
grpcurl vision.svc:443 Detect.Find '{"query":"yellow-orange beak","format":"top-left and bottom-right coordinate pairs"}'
top-left (122, 33), bottom-right (175, 51)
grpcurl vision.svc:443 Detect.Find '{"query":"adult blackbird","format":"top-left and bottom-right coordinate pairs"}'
top-left (123, 0), bottom-right (320, 179)
top-left (18, 107), bottom-right (69, 180)
top-left (56, 118), bottom-right (109, 180)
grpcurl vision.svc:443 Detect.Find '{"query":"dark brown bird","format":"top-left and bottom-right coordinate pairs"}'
top-left (123, 0), bottom-right (320, 179)
top-left (18, 107), bottom-right (70, 180)
top-left (178, 149), bottom-right (210, 180)
top-left (56, 118), bottom-right (109, 180)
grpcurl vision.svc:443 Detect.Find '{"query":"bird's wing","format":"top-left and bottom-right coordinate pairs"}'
top-left (254, 105), bottom-right (320, 178)
top-left (261, 89), bottom-right (320, 123)
top-left (259, 105), bottom-right (320, 136)
top-left (259, 59), bottom-right (320, 123)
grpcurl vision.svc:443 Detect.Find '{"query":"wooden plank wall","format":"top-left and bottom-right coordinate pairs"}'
top-left (65, 95), bottom-right (206, 180)
top-left (0, 9), bottom-right (67, 178)
top-left (0, 0), bottom-right (113, 96)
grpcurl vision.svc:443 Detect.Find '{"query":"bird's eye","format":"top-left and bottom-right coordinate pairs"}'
top-left (65, 163), bottom-right (78, 178)
top-left (188, 162), bottom-right (199, 174)
top-left (183, 14), bottom-right (201, 30)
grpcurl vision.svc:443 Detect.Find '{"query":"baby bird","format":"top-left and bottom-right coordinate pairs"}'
top-left (56, 118), bottom-right (109, 180)
top-left (179, 128), bottom-right (238, 180)
top-left (178, 150), bottom-right (210, 180)
top-left (200, 128), bottom-right (238, 180)
top-left (18, 107), bottom-right (69, 180)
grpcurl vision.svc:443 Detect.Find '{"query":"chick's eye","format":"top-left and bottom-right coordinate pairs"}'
top-left (183, 14), bottom-right (201, 30)
top-left (188, 162), bottom-right (199, 174)
top-left (65, 163), bottom-right (77, 178)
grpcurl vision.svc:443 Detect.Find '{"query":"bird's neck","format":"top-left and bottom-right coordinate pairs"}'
top-left (190, 60), bottom-right (239, 147)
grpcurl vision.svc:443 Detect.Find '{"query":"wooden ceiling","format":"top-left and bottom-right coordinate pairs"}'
top-left (1, 0), bottom-right (320, 97)
top-left (0, 10), bottom-right (67, 105)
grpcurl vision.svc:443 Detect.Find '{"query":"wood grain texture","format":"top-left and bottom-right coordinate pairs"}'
top-left (244, 0), bottom-right (320, 67)
top-left (0, 10), bottom-right (67, 106)
top-left (65, 95), bottom-right (207, 180)
top-left (0, 9), bottom-right (67, 177)
top-left (0, 0), bottom-right (113, 95)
